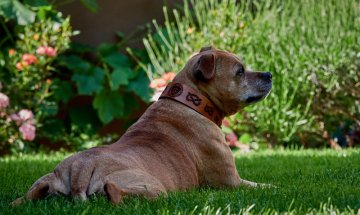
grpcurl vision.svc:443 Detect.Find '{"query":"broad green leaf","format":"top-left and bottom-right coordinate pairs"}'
top-left (58, 55), bottom-right (92, 71)
top-left (221, 126), bottom-right (233, 134)
top-left (97, 43), bottom-right (117, 57)
top-left (70, 43), bottom-right (94, 54)
top-left (102, 52), bottom-right (131, 68)
top-left (127, 70), bottom-right (152, 102)
top-left (123, 93), bottom-right (140, 117)
top-left (239, 133), bottom-right (252, 144)
top-left (51, 79), bottom-right (73, 103)
top-left (80, 0), bottom-right (98, 13)
top-left (24, 0), bottom-right (49, 7)
top-left (36, 5), bottom-right (53, 20)
top-left (69, 106), bottom-right (101, 132)
top-left (110, 67), bottom-right (132, 90)
top-left (0, 0), bottom-right (35, 25)
top-left (93, 89), bottom-right (124, 124)
top-left (72, 67), bottom-right (104, 95)
top-left (0, 0), bottom-right (14, 19)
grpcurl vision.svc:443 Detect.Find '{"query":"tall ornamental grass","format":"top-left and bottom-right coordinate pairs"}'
top-left (140, 0), bottom-right (360, 147)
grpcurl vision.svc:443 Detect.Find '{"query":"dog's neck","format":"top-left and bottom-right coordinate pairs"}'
top-left (159, 82), bottom-right (224, 127)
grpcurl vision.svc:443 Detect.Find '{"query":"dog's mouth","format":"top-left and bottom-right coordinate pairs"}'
top-left (246, 95), bottom-right (265, 103)
top-left (245, 86), bottom-right (272, 103)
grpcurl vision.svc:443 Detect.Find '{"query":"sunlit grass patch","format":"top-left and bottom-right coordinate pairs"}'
top-left (0, 149), bottom-right (359, 214)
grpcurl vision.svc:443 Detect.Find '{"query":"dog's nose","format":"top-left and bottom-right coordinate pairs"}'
top-left (259, 72), bottom-right (272, 81)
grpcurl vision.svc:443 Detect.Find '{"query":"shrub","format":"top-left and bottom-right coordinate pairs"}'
top-left (141, 0), bottom-right (360, 148)
top-left (0, 0), bottom-right (152, 154)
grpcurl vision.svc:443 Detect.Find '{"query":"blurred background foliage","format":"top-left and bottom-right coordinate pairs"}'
top-left (142, 0), bottom-right (360, 149)
top-left (0, 0), bottom-right (359, 155)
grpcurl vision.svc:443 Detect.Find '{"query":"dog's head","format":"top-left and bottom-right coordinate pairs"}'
top-left (174, 46), bottom-right (272, 115)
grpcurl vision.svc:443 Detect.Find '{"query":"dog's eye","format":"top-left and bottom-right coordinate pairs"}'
top-left (236, 65), bottom-right (245, 76)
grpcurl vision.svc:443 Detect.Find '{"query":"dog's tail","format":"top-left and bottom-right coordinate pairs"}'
top-left (11, 173), bottom-right (55, 206)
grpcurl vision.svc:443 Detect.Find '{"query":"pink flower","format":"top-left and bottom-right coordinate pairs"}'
top-left (22, 54), bottom-right (38, 65)
top-left (150, 78), bottom-right (167, 89)
top-left (9, 113), bottom-right (21, 125)
top-left (162, 72), bottom-right (176, 81)
top-left (226, 132), bottom-right (238, 146)
top-left (36, 46), bottom-right (57, 57)
top-left (19, 123), bottom-right (36, 141)
top-left (10, 109), bottom-right (34, 125)
top-left (0, 92), bottom-right (9, 109)
top-left (18, 109), bottom-right (34, 122)
top-left (222, 118), bottom-right (230, 127)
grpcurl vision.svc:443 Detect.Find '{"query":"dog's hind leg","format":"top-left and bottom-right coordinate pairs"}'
top-left (104, 169), bottom-right (167, 204)
top-left (11, 173), bottom-right (56, 206)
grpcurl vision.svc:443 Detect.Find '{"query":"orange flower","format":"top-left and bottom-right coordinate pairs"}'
top-left (150, 78), bottom-right (167, 89)
top-left (33, 34), bottom-right (39, 40)
top-left (186, 27), bottom-right (194, 34)
top-left (16, 62), bottom-right (25, 70)
top-left (162, 72), bottom-right (176, 81)
top-left (22, 54), bottom-right (37, 65)
top-left (239, 22), bottom-right (245, 29)
top-left (8, 49), bottom-right (15, 56)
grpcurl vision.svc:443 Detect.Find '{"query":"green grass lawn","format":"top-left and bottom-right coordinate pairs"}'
top-left (0, 149), bottom-right (359, 214)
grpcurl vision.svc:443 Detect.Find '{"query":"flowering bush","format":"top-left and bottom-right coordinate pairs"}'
top-left (0, 83), bottom-right (36, 152)
top-left (0, 8), bottom-right (74, 154)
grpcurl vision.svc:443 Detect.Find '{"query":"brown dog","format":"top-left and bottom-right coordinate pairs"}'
top-left (12, 46), bottom-right (272, 205)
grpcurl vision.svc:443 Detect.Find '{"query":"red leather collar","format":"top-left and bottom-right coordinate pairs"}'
top-left (159, 82), bottom-right (224, 127)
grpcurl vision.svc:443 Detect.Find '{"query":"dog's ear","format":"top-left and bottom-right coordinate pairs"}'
top-left (193, 52), bottom-right (216, 81)
top-left (200, 46), bottom-right (215, 52)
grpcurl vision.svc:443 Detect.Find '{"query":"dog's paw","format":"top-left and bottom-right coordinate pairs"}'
top-left (10, 197), bottom-right (25, 207)
top-left (258, 183), bottom-right (277, 189)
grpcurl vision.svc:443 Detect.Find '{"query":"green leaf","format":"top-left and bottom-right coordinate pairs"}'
top-left (221, 126), bottom-right (233, 134)
top-left (36, 5), bottom-right (53, 21)
top-left (38, 101), bottom-right (58, 116)
top-left (70, 42), bottom-right (94, 54)
top-left (13, 0), bottom-right (35, 25)
top-left (24, 0), bottom-right (49, 7)
top-left (123, 93), bottom-right (140, 117)
top-left (110, 68), bottom-right (131, 90)
top-left (69, 106), bottom-right (101, 132)
top-left (102, 52), bottom-right (131, 68)
top-left (72, 67), bottom-right (104, 95)
top-left (97, 43), bottom-right (117, 56)
top-left (0, 0), bottom-right (35, 25)
top-left (51, 79), bottom-right (73, 103)
top-left (127, 70), bottom-right (152, 102)
top-left (239, 133), bottom-right (252, 144)
top-left (40, 118), bottom-right (66, 139)
top-left (58, 55), bottom-right (92, 71)
top-left (93, 89), bottom-right (124, 124)
top-left (80, 0), bottom-right (98, 13)
top-left (116, 31), bottom-right (125, 40)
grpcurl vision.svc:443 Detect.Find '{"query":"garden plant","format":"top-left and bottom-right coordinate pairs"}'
top-left (142, 0), bottom-right (360, 149)
top-left (0, 0), bottom-right (359, 214)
